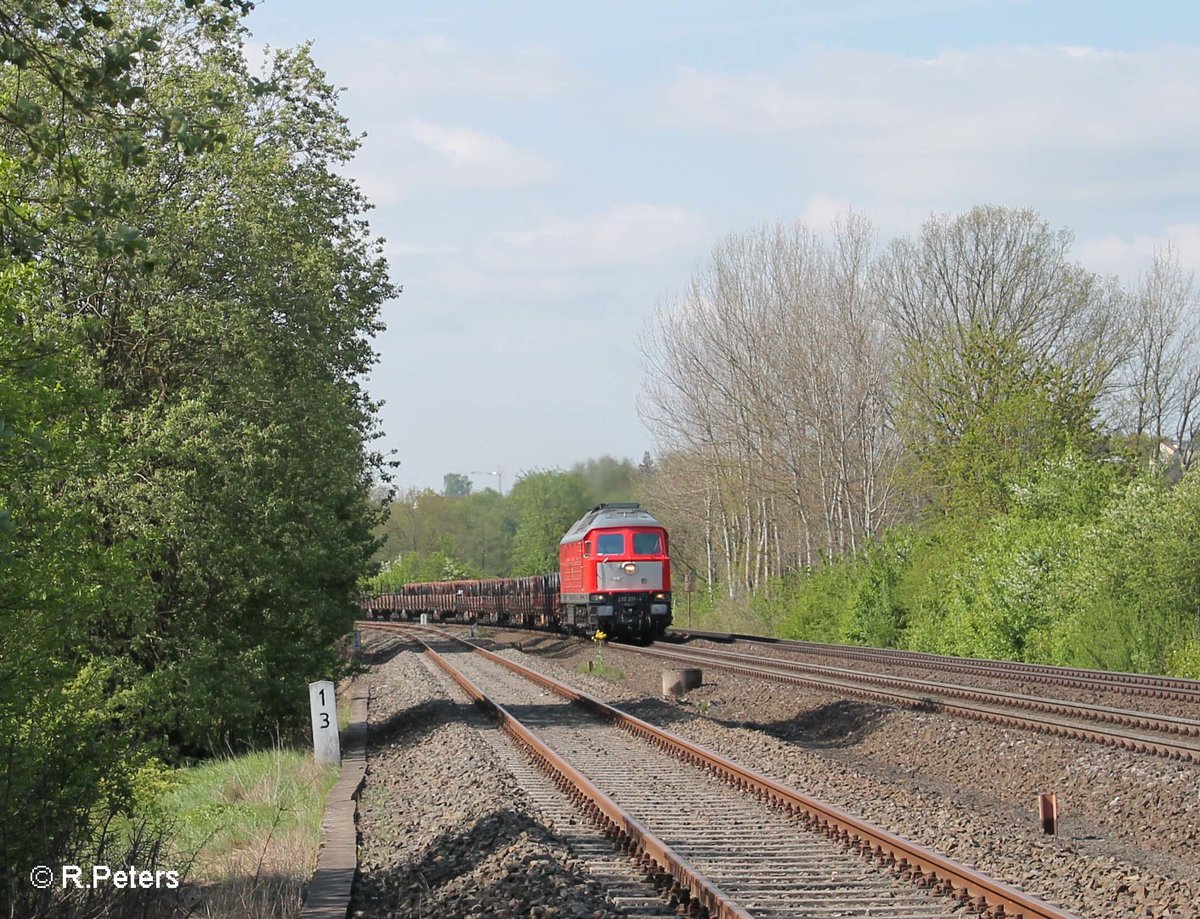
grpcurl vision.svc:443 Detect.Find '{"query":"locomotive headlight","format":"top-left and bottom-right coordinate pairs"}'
top-left (622, 562), bottom-right (637, 574)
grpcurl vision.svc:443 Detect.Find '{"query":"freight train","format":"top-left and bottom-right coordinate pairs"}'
top-left (360, 503), bottom-right (672, 641)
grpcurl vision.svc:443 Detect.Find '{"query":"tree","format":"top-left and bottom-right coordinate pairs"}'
top-left (1, 3), bottom-right (394, 908)
top-left (0, 255), bottom-right (163, 912)
top-left (508, 470), bottom-right (589, 576)
top-left (1110, 247), bottom-right (1200, 468)
top-left (900, 330), bottom-right (1099, 514)
top-left (375, 487), bottom-right (515, 577)
top-left (0, 0), bottom-right (249, 264)
top-left (572, 455), bottom-right (637, 503)
top-left (642, 216), bottom-right (901, 593)
top-left (452, 488), bottom-right (514, 575)
top-left (0, 3), bottom-right (260, 907)
top-left (443, 472), bottom-right (472, 497)
top-left (881, 206), bottom-right (1120, 513)
top-left (31, 30), bottom-right (395, 753)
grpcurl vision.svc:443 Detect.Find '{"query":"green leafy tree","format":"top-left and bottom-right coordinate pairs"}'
top-left (1055, 473), bottom-right (1200, 673)
top-left (374, 488), bottom-right (514, 576)
top-left (902, 331), bottom-right (1101, 515)
top-left (572, 455), bottom-right (637, 504)
top-left (452, 488), bottom-right (515, 575)
top-left (772, 525), bottom-right (918, 647)
top-left (0, 255), bottom-right (162, 911)
top-left (368, 548), bottom-right (479, 589)
top-left (0, 2), bottom-right (251, 906)
top-left (1, 2), bottom-right (393, 908)
top-left (77, 38), bottom-right (393, 752)
top-left (443, 472), bottom-right (473, 497)
top-left (508, 470), bottom-right (590, 576)
top-left (884, 206), bottom-right (1118, 516)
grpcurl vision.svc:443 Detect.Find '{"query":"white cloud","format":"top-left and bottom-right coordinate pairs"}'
top-left (338, 35), bottom-right (569, 101)
top-left (428, 266), bottom-right (592, 303)
top-left (352, 121), bottom-right (559, 202)
top-left (386, 204), bottom-right (712, 321)
top-left (385, 241), bottom-right (459, 258)
top-left (406, 121), bottom-right (558, 186)
top-left (245, 35), bottom-right (568, 102)
top-left (797, 194), bottom-right (855, 231)
top-left (478, 203), bottom-right (711, 272)
top-left (240, 39), bottom-right (270, 74)
top-left (656, 45), bottom-right (1200, 207)
top-left (410, 121), bottom-right (559, 191)
top-left (1076, 224), bottom-right (1200, 282)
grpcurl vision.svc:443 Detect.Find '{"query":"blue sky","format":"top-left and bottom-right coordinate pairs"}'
top-left (244, 1), bottom-right (1200, 493)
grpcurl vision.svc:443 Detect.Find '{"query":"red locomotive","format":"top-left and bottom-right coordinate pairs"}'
top-left (558, 503), bottom-right (672, 638)
top-left (360, 503), bottom-right (672, 641)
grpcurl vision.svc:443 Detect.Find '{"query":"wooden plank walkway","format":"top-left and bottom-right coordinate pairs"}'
top-left (299, 681), bottom-right (369, 919)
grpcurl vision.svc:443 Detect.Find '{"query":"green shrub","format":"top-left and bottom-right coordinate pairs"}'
top-left (904, 453), bottom-right (1123, 661)
top-left (769, 527), bottom-right (918, 647)
top-left (1166, 639), bottom-right (1200, 679)
top-left (1057, 474), bottom-right (1200, 672)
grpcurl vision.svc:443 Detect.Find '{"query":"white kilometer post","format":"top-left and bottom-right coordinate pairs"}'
top-left (309, 680), bottom-right (341, 764)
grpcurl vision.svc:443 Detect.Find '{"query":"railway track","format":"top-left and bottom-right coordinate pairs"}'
top-left (412, 647), bottom-right (685, 918)
top-left (626, 640), bottom-right (1200, 762)
top-left (668, 628), bottom-right (1200, 704)
top-left (367, 621), bottom-right (1078, 919)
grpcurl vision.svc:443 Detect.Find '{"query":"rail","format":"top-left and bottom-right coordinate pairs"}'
top-left (369, 621), bottom-right (1079, 919)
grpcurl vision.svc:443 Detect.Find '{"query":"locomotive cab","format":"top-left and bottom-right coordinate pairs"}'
top-left (559, 503), bottom-right (672, 639)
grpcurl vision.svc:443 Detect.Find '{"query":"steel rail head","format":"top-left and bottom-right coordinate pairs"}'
top-left (629, 642), bottom-right (1200, 763)
top-left (397, 624), bottom-right (1082, 919)
top-left (668, 627), bottom-right (1200, 699)
top-left (412, 634), bottom-right (756, 919)
top-left (643, 643), bottom-right (1200, 734)
top-left (376, 622), bottom-right (1198, 760)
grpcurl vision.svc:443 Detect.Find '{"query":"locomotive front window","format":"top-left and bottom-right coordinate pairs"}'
top-left (596, 533), bottom-right (624, 555)
top-left (633, 532), bottom-right (662, 555)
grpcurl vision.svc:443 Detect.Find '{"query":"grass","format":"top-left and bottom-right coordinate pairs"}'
top-left (679, 592), bottom-right (784, 636)
top-left (160, 747), bottom-right (338, 919)
top-left (578, 657), bottom-right (626, 681)
top-left (338, 683), bottom-right (353, 732)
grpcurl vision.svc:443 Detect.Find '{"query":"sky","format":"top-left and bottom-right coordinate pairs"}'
top-left (242, 0), bottom-right (1200, 494)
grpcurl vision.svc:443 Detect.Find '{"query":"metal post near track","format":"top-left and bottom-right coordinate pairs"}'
top-left (1039, 792), bottom-right (1058, 835)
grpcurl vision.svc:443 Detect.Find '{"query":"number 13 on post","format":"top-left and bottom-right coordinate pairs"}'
top-left (309, 680), bottom-right (341, 764)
